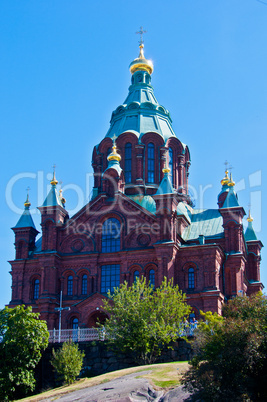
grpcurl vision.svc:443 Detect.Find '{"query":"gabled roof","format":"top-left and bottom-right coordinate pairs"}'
top-left (182, 209), bottom-right (224, 241)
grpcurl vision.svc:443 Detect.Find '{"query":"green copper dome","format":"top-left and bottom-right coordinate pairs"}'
top-left (105, 45), bottom-right (177, 144)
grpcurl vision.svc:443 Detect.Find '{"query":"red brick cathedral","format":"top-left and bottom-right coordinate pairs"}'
top-left (9, 44), bottom-right (263, 330)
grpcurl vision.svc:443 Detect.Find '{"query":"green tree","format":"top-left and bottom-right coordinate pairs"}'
top-left (182, 293), bottom-right (267, 401)
top-left (51, 341), bottom-right (85, 385)
top-left (0, 305), bottom-right (49, 401)
top-left (101, 277), bottom-right (191, 364)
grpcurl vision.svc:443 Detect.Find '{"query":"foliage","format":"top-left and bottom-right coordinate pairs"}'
top-left (182, 293), bottom-right (267, 401)
top-left (51, 341), bottom-right (85, 385)
top-left (0, 305), bottom-right (49, 401)
top-left (101, 277), bottom-right (191, 364)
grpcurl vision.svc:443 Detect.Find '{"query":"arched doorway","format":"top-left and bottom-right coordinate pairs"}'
top-left (87, 311), bottom-right (108, 328)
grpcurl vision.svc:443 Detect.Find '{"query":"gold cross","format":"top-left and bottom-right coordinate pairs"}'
top-left (111, 134), bottom-right (117, 146)
top-left (136, 26), bottom-right (147, 45)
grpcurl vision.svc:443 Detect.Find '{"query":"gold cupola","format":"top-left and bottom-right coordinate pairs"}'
top-left (162, 152), bottom-right (171, 174)
top-left (221, 169), bottom-right (230, 186)
top-left (129, 43), bottom-right (154, 75)
top-left (50, 166), bottom-right (58, 186)
top-left (24, 191), bottom-right (31, 209)
top-left (228, 172), bottom-right (235, 187)
top-left (107, 135), bottom-right (121, 162)
top-left (247, 210), bottom-right (253, 223)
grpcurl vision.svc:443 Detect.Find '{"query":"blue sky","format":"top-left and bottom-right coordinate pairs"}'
top-left (0, 0), bottom-right (266, 309)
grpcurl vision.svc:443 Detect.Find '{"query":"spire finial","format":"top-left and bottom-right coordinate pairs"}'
top-left (129, 28), bottom-right (153, 75)
top-left (107, 134), bottom-right (121, 162)
top-left (24, 187), bottom-right (31, 209)
top-left (59, 181), bottom-right (66, 207)
top-left (247, 204), bottom-right (253, 222)
top-left (162, 151), bottom-right (171, 174)
top-left (111, 134), bottom-right (117, 147)
top-left (136, 26), bottom-right (147, 46)
top-left (221, 161), bottom-right (230, 186)
top-left (50, 164), bottom-right (58, 186)
top-left (228, 171), bottom-right (235, 187)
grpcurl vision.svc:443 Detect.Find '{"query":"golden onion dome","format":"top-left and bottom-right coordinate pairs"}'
top-left (59, 189), bottom-right (66, 206)
top-left (24, 193), bottom-right (31, 208)
top-left (50, 169), bottom-right (58, 186)
top-left (220, 169), bottom-right (229, 186)
top-left (228, 172), bottom-right (235, 187)
top-left (247, 210), bottom-right (253, 223)
top-left (129, 44), bottom-right (154, 75)
top-left (162, 167), bottom-right (171, 174)
top-left (107, 145), bottom-right (121, 162)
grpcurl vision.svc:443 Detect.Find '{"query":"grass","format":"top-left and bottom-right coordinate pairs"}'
top-left (16, 361), bottom-right (189, 401)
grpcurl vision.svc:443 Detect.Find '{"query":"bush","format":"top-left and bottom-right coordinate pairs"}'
top-left (182, 293), bottom-right (267, 401)
top-left (51, 341), bottom-right (85, 385)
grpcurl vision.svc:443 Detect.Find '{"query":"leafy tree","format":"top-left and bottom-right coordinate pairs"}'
top-left (51, 341), bottom-right (85, 385)
top-left (0, 305), bottom-right (49, 401)
top-left (101, 277), bottom-right (191, 364)
top-left (182, 293), bottom-right (267, 401)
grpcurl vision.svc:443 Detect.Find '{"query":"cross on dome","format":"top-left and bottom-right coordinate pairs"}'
top-left (136, 26), bottom-right (147, 45)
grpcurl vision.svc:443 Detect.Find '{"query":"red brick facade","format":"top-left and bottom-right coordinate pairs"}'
top-left (9, 47), bottom-right (263, 330)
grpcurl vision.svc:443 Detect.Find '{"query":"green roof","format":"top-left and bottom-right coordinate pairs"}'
top-left (222, 187), bottom-right (239, 208)
top-left (245, 221), bottom-right (258, 241)
top-left (156, 172), bottom-right (174, 195)
top-left (105, 69), bottom-right (181, 145)
top-left (127, 195), bottom-right (156, 214)
top-left (14, 207), bottom-right (36, 229)
top-left (42, 185), bottom-right (63, 208)
top-left (182, 208), bottom-right (224, 241)
top-left (103, 159), bottom-right (122, 176)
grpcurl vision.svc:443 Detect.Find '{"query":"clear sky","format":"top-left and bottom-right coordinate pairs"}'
top-left (0, 0), bottom-right (266, 309)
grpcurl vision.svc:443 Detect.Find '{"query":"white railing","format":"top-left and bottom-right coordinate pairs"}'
top-left (48, 328), bottom-right (104, 343)
top-left (48, 324), bottom-right (197, 343)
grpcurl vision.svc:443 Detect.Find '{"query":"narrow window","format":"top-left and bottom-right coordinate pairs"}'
top-left (169, 147), bottom-right (173, 184)
top-left (67, 275), bottom-right (73, 296)
top-left (82, 274), bottom-right (87, 295)
top-left (33, 279), bottom-right (39, 299)
top-left (72, 317), bottom-right (79, 330)
top-left (101, 265), bottom-right (120, 294)
top-left (188, 268), bottom-right (195, 289)
top-left (102, 218), bottom-right (121, 253)
top-left (91, 277), bottom-right (94, 293)
top-left (125, 143), bottom-right (132, 183)
top-left (133, 270), bottom-right (140, 282)
top-left (149, 269), bottom-right (155, 287)
top-left (147, 143), bottom-right (155, 183)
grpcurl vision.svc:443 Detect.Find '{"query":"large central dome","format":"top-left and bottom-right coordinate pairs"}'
top-left (105, 44), bottom-right (177, 143)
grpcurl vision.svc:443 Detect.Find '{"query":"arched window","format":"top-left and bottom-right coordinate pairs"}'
top-left (133, 270), bottom-right (140, 282)
top-left (82, 274), bottom-right (87, 295)
top-left (149, 269), bottom-right (155, 287)
top-left (33, 279), bottom-right (39, 299)
top-left (125, 143), bottom-right (132, 183)
top-left (169, 147), bottom-right (173, 184)
top-left (67, 275), bottom-right (73, 296)
top-left (188, 268), bottom-right (195, 289)
top-left (102, 218), bottom-right (121, 253)
top-left (147, 143), bottom-right (155, 183)
top-left (72, 317), bottom-right (79, 330)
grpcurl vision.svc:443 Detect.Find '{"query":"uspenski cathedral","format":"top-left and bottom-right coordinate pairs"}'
top-left (9, 40), bottom-right (263, 330)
